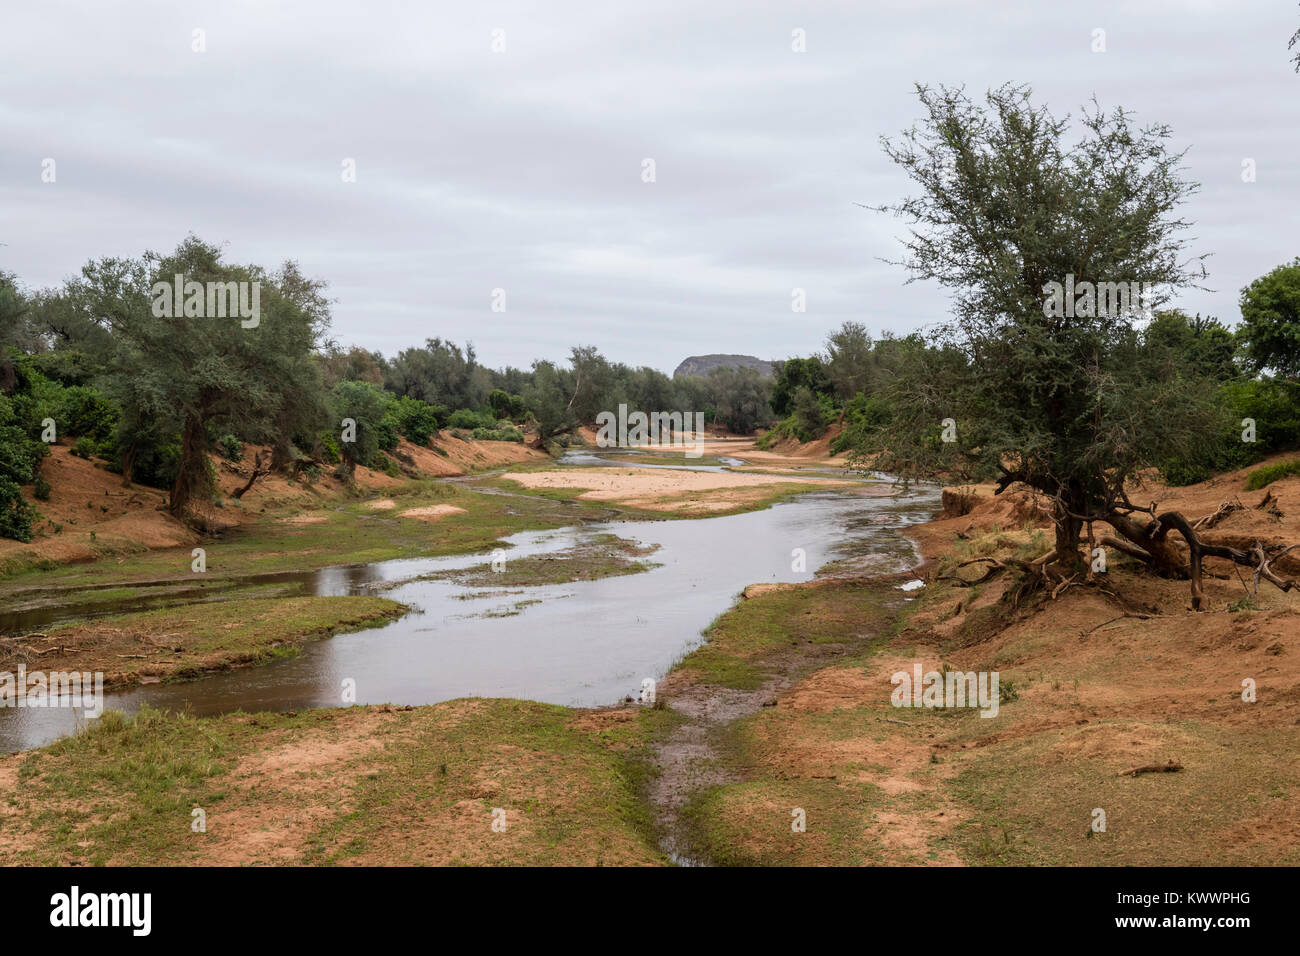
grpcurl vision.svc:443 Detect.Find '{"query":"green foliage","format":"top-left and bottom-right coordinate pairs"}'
top-left (1244, 458), bottom-right (1300, 491)
top-left (831, 391), bottom-right (893, 455)
top-left (1143, 311), bottom-right (1238, 382)
top-left (71, 436), bottom-right (99, 460)
top-left (447, 407), bottom-right (497, 430)
top-left (1238, 258), bottom-right (1300, 378)
top-left (523, 360), bottom-right (576, 442)
top-left (389, 396), bottom-right (441, 446)
top-left (706, 365), bottom-right (772, 434)
top-left (471, 425), bottom-right (524, 443)
top-left (824, 321), bottom-right (876, 400)
top-left (72, 236), bottom-right (331, 514)
top-left (217, 434), bottom-right (243, 462)
top-left (0, 391), bottom-right (45, 542)
top-left (384, 338), bottom-right (490, 410)
top-left (488, 388), bottom-right (526, 422)
top-left (789, 386), bottom-right (832, 442)
top-left (1159, 377), bottom-right (1300, 485)
top-left (329, 380), bottom-right (392, 476)
top-left (770, 356), bottom-right (831, 417)
top-left (854, 84), bottom-right (1216, 553)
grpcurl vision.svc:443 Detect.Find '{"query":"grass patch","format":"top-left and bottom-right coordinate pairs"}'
top-left (1244, 457), bottom-right (1300, 491)
top-left (674, 580), bottom-right (896, 690)
top-left (32, 595), bottom-right (406, 685)
top-left (0, 700), bottom-right (673, 866)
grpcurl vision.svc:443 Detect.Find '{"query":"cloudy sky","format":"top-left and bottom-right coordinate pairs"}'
top-left (2, 0), bottom-right (1297, 373)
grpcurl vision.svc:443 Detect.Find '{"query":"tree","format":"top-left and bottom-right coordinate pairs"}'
top-left (853, 84), bottom-right (1284, 606)
top-left (71, 237), bottom-right (330, 518)
top-left (824, 321), bottom-right (875, 401)
top-left (1291, 6), bottom-right (1299, 71)
top-left (523, 359), bottom-right (576, 445)
top-left (384, 338), bottom-right (485, 410)
top-left (329, 380), bottom-right (390, 477)
top-left (770, 356), bottom-right (830, 416)
top-left (1237, 258), bottom-right (1300, 380)
top-left (1143, 311), bottom-right (1238, 383)
top-left (708, 366), bottom-right (772, 434)
top-left (566, 345), bottom-right (619, 424)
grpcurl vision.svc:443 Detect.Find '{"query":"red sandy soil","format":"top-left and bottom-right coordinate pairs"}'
top-left (3, 434), bottom-right (548, 571)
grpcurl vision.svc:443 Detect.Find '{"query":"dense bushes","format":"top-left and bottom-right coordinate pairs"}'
top-left (1158, 378), bottom-right (1300, 485)
top-left (0, 390), bottom-right (46, 542)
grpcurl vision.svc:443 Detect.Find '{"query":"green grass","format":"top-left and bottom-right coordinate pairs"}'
top-left (0, 701), bottom-right (674, 866)
top-left (426, 533), bottom-right (661, 588)
top-left (1244, 457), bottom-right (1300, 491)
top-left (0, 478), bottom-right (617, 602)
top-left (39, 595), bottom-right (406, 684)
top-left (674, 581), bottom-right (896, 689)
top-left (947, 720), bottom-right (1300, 865)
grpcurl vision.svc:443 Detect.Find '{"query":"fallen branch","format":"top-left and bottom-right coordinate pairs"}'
top-left (1118, 760), bottom-right (1183, 777)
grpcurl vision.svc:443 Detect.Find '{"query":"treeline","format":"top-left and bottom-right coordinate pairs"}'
top-left (0, 237), bottom-right (771, 541)
top-left (764, 263), bottom-right (1300, 486)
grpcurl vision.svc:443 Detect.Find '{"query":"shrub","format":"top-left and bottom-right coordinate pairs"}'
top-left (34, 475), bottom-right (52, 501)
top-left (1244, 458), bottom-right (1300, 491)
top-left (831, 392), bottom-right (893, 455)
top-left (448, 408), bottom-right (496, 430)
top-left (0, 393), bottom-right (43, 542)
top-left (391, 396), bottom-right (440, 446)
top-left (54, 385), bottom-right (119, 442)
top-left (218, 434), bottom-right (243, 462)
top-left (71, 436), bottom-right (99, 460)
top-left (471, 425), bottom-right (524, 443)
top-left (319, 435), bottom-right (341, 465)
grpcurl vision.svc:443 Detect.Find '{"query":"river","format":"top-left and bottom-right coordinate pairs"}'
top-left (0, 475), bottom-right (938, 752)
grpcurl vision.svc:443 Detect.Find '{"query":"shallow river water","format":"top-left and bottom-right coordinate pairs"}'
top-left (0, 481), bottom-right (937, 752)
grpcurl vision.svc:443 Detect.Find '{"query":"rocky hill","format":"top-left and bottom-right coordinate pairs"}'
top-left (673, 354), bottom-right (775, 379)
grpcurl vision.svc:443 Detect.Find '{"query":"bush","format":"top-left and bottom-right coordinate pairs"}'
top-left (391, 396), bottom-right (440, 446)
top-left (368, 452), bottom-right (402, 477)
top-left (471, 425), bottom-right (524, 443)
top-left (790, 386), bottom-right (833, 442)
top-left (319, 435), bottom-right (341, 465)
top-left (217, 434), bottom-right (243, 462)
top-left (448, 408), bottom-right (496, 430)
top-left (1157, 378), bottom-right (1298, 486)
top-left (0, 394), bottom-right (43, 542)
top-left (831, 392), bottom-right (893, 455)
top-left (1245, 458), bottom-right (1300, 491)
top-left (71, 436), bottom-right (99, 460)
top-left (34, 475), bottom-right (52, 501)
top-left (54, 386), bottom-right (119, 442)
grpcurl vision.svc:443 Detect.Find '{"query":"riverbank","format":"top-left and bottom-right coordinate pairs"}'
top-left (3, 443), bottom-right (1297, 865)
top-left (2, 597), bottom-right (406, 689)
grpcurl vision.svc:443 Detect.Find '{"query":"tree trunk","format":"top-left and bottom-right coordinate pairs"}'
top-left (270, 436), bottom-right (292, 472)
top-left (1051, 485), bottom-right (1086, 570)
top-left (169, 413), bottom-right (211, 518)
top-left (120, 441), bottom-right (135, 488)
top-left (1105, 512), bottom-right (1189, 578)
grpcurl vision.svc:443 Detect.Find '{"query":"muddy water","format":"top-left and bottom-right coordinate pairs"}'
top-left (0, 485), bottom-right (937, 752)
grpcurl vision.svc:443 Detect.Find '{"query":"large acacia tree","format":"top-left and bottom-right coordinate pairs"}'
top-left (854, 84), bottom-right (1294, 607)
top-left (71, 237), bottom-right (329, 519)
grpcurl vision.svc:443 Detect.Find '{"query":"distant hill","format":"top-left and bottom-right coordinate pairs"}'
top-left (673, 354), bottom-right (775, 379)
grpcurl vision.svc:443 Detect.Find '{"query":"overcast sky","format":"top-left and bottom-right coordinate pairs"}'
top-left (2, 1), bottom-right (1297, 374)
